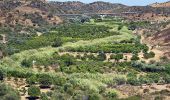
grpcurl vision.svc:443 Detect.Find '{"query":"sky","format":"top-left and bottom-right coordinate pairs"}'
top-left (48, 0), bottom-right (169, 6)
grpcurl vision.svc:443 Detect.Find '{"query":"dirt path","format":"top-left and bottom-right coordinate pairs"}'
top-left (138, 30), bottom-right (164, 63)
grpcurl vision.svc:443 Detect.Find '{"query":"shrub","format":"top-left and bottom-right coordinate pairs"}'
top-left (53, 76), bottom-right (66, 86)
top-left (143, 51), bottom-right (155, 59)
top-left (138, 76), bottom-right (153, 84)
top-left (110, 53), bottom-right (123, 62)
top-left (131, 54), bottom-right (140, 61)
top-left (38, 74), bottom-right (53, 87)
top-left (52, 37), bottom-right (63, 47)
top-left (160, 56), bottom-right (168, 62)
top-left (97, 51), bottom-right (106, 61)
top-left (26, 75), bottom-right (38, 85)
top-left (40, 93), bottom-right (49, 100)
top-left (88, 93), bottom-right (102, 100)
top-left (28, 86), bottom-right (41, 98)
top-left (105, 89), bottom-right (117, 98)
top-left (21, 59), bottom-right (32, 68)
top-left (127, 77), bottom-right (140, 86)
top-left (0, 68), bottom-right (6, 81)
top-left (114, 76), bottom-right (126, 85)
top-left (0, 83), bottom-right (20, 100)
top-left (60, 54), bottom-right (75, 66)
top-left (63, 83), bottom-right (74, 95)
top-left (163, 74), bottom-right (170, 83)
top-left (131, 62), bottom-right (165, 72)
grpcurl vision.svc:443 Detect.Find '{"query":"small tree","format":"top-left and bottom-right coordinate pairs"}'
top-left (38, 74), bottom-right (52, 88)
top-left (110, 53), bottom-right (123, 62)
top-left (143, 51), bottom-right (155, 59)
top-left (52, 37), bottom-right (63, 47)
top-left (60, 54), bottom-right (75, 66)
top-left (28, 86), bottom-right (41, 98)
top-left (21, 59), bottom-right (32, 68)
top-left (26, 75), bottom-right (38, 85)
top-left (131, 54), bottom-right (140, 61)
top-left (97, 51), bottom-right (106, 61)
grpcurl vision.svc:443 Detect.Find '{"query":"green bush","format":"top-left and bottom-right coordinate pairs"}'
top-left (0, 83), bottom-right (20, 100)
top-left (21, 59), bottom-right (32, 68)
top-left (52, 37), bottom-right (63, 47)
top-left (26, 75), bottom-right (38, 85)
top-left (105, 89), bottom-right (117, 98)
top-left (97, 52), bottom-right (106, 61)
top-left (52, 76), bottom-right (66, 86)
top-left (88, 93), bottom-right (102, 100)
top-left (131, 62), bottom-right (165, 72)
top-left (131, 54), bottom-right (140, 61)
top-left (38, 74), bottom-right (53, 87)
top-left (40, 93), bottom-right (49, 100)
top-left (110, 53), bottom-right (123, 62)
top-left (143, 51), bottom-right (155, 59)
top-left (28, 86), bottom-right (41, 98)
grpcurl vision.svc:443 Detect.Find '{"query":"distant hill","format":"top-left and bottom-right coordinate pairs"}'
top-left (49, 1), bottom-right (128, 14)
top-left (49, 1), bottom-right (170, 17)
top-left (150, 1), bottom-right (170, 8)
top-left (0, 0), bottom-right (170, 32)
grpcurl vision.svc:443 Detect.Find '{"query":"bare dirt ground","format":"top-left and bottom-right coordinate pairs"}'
top-left (116, 84), bottom-right (170, 99)
top-left (136, 29), bottom-right (165, 63)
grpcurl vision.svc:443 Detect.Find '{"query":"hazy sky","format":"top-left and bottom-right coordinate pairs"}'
top-left (48, 0), bottom-right (169, 6)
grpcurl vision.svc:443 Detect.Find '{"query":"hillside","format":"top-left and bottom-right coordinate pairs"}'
top-left (49, 1), bottom-right (170, 15)
top-left (0, 0), bottom-right (170, 29)
top-left (50, 1), bottom-right (128, 14)
top-left (0, 0), bottom-right (62, 28)
top-left (150, 1), bottom-right (170, 8)
top-left (150, 27), bottom-right (170, 58)
top-left (1, 0), bottom-right (170, 100)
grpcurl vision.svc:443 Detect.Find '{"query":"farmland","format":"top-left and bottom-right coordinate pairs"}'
top-left (0, 17), bottom-right (170, 100)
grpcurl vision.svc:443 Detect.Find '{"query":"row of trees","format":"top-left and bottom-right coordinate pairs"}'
top-left (20, 51), bottom-right (146, 74)
top-left (67, 43), bottom-right (148, 53)
top-left (52, 24), bottom-right (119, 39)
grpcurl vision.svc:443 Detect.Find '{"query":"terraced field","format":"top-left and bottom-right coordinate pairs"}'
top-left (0, 18), bottom-right (169, 100)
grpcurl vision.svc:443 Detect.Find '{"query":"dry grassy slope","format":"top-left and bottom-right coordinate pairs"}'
top-left (150, 1), bottom-right (170, 8)
top-left (0, 0), bottom-right (62, 27)
top-left (150, 28), bottom-right (170, 58)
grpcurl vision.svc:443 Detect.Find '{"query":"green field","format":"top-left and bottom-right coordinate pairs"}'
top-left (0, 17), bottom-right (168, 100)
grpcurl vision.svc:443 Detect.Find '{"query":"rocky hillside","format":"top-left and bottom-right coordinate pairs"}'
top-left (0, 0), bottom-right (62, 28)
top-left (49, 1), bottom-right (128, 14)
top-left (150, 1), bottom-right (170, 8)
top-left (49, 1), bottom-right (170, 15)
top-left (0, 0), bottom-right (170, 33)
